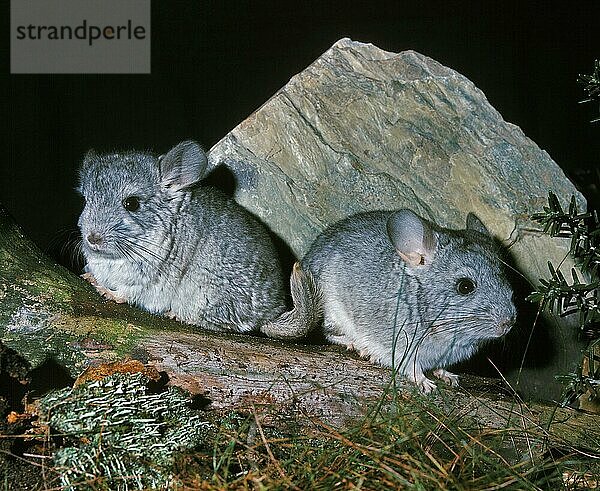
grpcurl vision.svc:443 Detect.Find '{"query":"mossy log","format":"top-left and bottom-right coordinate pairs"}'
top-left (0, 204), bottom-right (599, 457)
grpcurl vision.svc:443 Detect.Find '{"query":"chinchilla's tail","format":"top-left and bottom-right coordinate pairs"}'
top-left (260, 262), bottom-right (322, 339)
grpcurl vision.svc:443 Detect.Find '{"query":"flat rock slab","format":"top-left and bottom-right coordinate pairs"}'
top-left (209, 38), bottom-right (585, 400)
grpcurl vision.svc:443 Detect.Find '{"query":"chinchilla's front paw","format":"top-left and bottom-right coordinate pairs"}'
top-left (165, 310), bottom-right (182, 322)
top-left (81, 272), bottom-right (127, 304)
top-left (418, 376), bottom-right (437, 394)
top-left (433, 368), bottom-right (460, 387)
top-left (408, 371), bottom-right (437, 394)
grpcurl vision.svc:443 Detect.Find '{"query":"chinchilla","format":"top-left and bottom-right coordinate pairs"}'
top-left (77, 140), bottom-right (293, 333)
top-left (262, 209), bottom-right (516, 392)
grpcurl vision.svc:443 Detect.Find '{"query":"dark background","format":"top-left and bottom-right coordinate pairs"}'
top-left (2, 0), bottom-right (599, 264)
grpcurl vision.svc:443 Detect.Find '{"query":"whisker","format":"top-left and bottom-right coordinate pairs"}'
top-left (498, 256), bottom-right (532, 285)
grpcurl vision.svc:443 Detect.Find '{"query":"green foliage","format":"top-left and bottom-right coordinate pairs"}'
top-left (528, 192), bottom-right (600, 319)
top-left (38, 372), bottom-right (211, 490)
top-left (528, 192), bottom-right (600, 405)
top-left (578, 59), bottom-right (600, 123)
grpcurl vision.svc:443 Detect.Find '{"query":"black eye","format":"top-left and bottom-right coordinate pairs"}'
top-left (123, 196), bottom-right (140, 212)
top-left (456, 278), bottom-right (476, 295)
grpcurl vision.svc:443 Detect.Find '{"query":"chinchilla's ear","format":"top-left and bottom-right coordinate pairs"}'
top-left (81, 149), bottom-right (97, 169)
top-left (386, 209), bottom-right (437, 267)
top-left (83, 148), bottom-right (97, 161)
top-left (466, 212), bottom-right (491, 237)
top-left (78, 149), bottom-right (98, 192)
top-left (159, 140), bottom-right (208, 191)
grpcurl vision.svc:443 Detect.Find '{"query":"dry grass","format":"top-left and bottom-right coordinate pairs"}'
top-left (2, 374), bottom-right (599, 490)
top-left (173, 391), bottom-right (600, 491)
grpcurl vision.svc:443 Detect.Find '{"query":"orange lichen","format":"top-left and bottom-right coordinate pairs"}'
top-left (74, 359), bottom-right (160, 386)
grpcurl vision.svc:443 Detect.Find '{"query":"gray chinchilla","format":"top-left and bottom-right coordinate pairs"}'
top-left (77, 140), bottom-right (289, 333)
top-left (262, 209), bottom-right (516, 392)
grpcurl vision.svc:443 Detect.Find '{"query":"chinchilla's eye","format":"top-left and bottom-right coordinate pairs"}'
top-left (456, 278), bottom-right (476, 295)
top-left (123, 196), bottom-right (140, 212)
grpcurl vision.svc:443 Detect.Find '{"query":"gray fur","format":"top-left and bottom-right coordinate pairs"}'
top-left (273, 209), bottom-right (516, 392)
top-left (77, 140), bottom-right (286, 332)
top-left (260, 262), bottom-right (323, 339)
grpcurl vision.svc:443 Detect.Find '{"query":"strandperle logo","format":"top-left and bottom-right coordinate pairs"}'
top-left (15, 19), bottom-right (147, 47)
top-left (11, 0), bottom-right (150, 74)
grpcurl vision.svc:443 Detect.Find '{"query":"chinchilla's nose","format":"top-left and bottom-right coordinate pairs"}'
top-left (499, 314), bottom-right (516, 335)
top-left (86, 232), bottom-right (104, 246)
